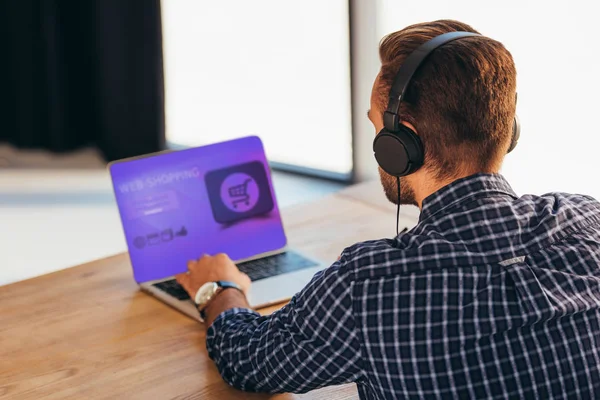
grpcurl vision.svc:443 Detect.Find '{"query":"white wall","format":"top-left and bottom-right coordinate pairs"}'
top-left (376, 1), bottom-right (600, 199)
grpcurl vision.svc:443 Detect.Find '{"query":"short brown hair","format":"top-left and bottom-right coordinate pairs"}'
top-left (377, 20), bottom-right (517, 180)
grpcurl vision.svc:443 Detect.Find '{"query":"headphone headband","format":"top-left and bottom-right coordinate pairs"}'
top-left (384, 31), bottom-right (480, 132)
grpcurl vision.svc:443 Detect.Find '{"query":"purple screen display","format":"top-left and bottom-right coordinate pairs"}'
top-left (109, 136), bottom-right (287, 283)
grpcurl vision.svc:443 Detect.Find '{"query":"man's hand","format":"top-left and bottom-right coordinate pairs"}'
top-left (175, 253), bottom-right (251, 302)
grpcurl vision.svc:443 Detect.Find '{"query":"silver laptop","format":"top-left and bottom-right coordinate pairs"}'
top-left (108, 136), bottom-right (324, 321)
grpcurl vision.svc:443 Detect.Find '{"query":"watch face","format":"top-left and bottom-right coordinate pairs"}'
top-left (196, 282), bottom-right (218, 305)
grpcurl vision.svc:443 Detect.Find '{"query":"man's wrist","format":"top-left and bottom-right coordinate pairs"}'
top-left (203, 288), bottom-right (251, 326)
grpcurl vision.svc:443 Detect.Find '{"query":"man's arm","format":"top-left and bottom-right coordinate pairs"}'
top-left (203, 288), bottom-right (249, 327)
top-left (176, 253), bottom-right (364, 393)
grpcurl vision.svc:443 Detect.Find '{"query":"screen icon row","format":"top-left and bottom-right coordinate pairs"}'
top-left (133, 226), bottom-right (188, 249)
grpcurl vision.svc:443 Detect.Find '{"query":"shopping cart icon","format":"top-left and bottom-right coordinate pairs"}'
top-left (205, 161), bottom-right (274, 224)
top-left (228, 179), bottom-right (252, 208)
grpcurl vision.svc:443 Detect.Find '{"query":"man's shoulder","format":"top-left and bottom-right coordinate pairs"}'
top-left (334, 191), bottom-right (600, 283)
top-left (340, 238), bottom-right (397, 259)
top-left (337, 238), bottom-right (418, 280)
top-left (524, 190), bottom-right (599, 206)
top-left (314, 239), bottom-right (395, 283)
top-left (517, 191), bottom-right (600, 229)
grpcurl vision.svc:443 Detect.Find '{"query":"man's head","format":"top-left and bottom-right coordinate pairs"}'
top-left (368, 20), bottom-right (517, 206)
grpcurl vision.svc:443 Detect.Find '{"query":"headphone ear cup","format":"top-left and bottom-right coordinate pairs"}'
top-left (373, 130), bottom-right (410, 177)
top-left (373, 126), bottom-right (424, 177)
top-left (507, 114), bottom-right (520, 153)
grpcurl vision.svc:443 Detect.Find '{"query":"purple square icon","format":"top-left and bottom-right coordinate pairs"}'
top-left (205, 161), bottom-right (274, 224)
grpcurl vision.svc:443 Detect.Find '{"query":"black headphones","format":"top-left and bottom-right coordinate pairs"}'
top-left (373, 31), bottom-right (520, 177)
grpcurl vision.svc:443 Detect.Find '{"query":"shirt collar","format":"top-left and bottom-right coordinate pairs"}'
top-left (418, 173), bottom-right (518, 223)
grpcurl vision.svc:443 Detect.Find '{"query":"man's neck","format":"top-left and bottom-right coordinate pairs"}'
top-left (412, 170), bottom-right (494, 209)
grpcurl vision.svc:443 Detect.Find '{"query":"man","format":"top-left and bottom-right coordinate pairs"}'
top-left (176, 20), bottom-right (600, 399)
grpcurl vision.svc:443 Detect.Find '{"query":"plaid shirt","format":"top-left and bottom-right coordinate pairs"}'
top-left (207, 173), bottom-right (600, 399)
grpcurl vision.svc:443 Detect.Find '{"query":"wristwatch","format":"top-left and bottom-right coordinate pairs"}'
top-left (194, 280), bottom-right (243, 322)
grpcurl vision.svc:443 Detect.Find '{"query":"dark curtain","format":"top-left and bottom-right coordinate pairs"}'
top-left (0, 0), bottom-right (165, 162)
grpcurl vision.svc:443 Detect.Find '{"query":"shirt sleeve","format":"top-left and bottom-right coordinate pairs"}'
top-left (205, 259), bottom-right (364, 393)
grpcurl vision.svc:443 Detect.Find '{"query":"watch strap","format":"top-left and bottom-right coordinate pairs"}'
top-left (215, 280), bottom-right (242, 291)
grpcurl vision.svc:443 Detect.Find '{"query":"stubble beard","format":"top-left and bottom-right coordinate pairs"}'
top-left (378, 167), bottom-right (418, 206)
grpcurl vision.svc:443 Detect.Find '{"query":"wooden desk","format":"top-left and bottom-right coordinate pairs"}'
top-left (0, 193), bottom-right (405, 399)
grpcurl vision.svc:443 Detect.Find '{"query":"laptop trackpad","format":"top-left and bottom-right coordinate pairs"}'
top-left (247, 262), bottom-right (324, 308)
top-left (236, 250), bottom-right (319, 282)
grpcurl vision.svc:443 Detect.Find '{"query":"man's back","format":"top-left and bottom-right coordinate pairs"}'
top-left (204, 173), bottom-right (600, 399)
top-left (350, 173), bottom-right (600, 398)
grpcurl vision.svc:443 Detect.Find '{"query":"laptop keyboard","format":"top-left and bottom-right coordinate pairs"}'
top-left (152, 251), bottom-right (319, 299)
top-left (153, 279), bottom-right (191, 300)
top-left (236, 251), bottom-right (318, 281)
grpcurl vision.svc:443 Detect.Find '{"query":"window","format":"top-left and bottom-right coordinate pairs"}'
top-left (162, 1), bottom-right (353, 179)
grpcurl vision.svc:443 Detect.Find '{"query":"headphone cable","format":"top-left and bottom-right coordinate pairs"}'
top-left (396, 176), bottom-right (401, 236)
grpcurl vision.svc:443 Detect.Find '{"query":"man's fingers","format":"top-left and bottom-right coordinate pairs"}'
top-left (175, 272), bottom-right (189, 287)
top-left (189, 253), bottom-right (212, 269)
top-left (187, 259), bottom-right (199, 271)
top-left (214, 253), bottom-right (230, 263)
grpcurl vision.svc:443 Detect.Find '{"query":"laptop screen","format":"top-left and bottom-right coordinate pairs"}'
top-left (109, 136), bottom-right (287, 283)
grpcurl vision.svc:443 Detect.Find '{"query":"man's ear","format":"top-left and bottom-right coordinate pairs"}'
top-left (400, 120), bottom-right (417, 133)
